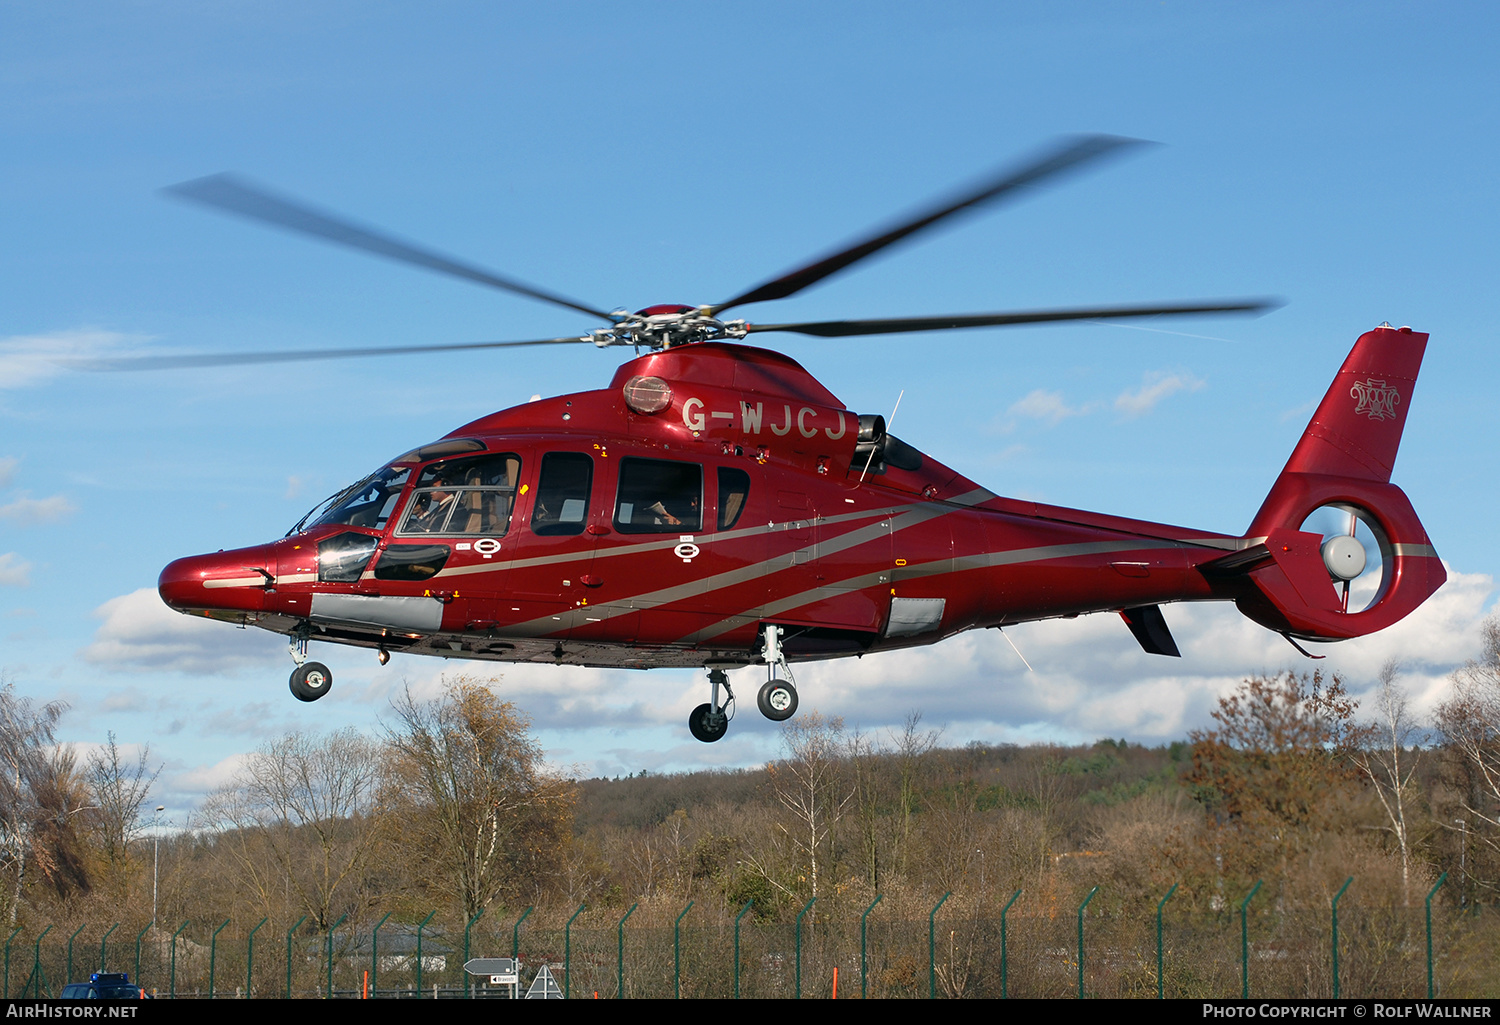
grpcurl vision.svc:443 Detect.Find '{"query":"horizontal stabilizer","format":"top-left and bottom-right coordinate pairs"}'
top-left (1120, 604), bottom-right (1181, 657)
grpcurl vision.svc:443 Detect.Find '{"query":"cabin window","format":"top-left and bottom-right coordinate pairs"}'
top-left (294, 466), bottom-right (411, 534)
top-left (530, 452), bottom-right (594, 537)
top-left (317, 532), bottom-right (379, 583)
top-left (374, 544), bottom-right (451, 581)
top-left (717, 467), bottom-right (751, 530)
top-left (397, 453), bottom-right (521, 537)
top-left (615, 458), bottom-right (702, 533)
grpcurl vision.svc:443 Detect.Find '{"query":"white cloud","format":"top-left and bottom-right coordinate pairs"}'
top-left (0, 493), bottom-right (75, 525)
top-left (1114, 370), bottom-right (1206, 418)
top-left (1007, 389), bottom-right (1089, 426)
top-left (0, 458), bottom-right (17, 489)
top-left (82, 588), bottom-right (282, 673)
top-left (0, 329), bottom-right (141, 390)
top-left (171, 753), bottom-right (253, 797)
top-left (0, 553), bottom-right (31, 587)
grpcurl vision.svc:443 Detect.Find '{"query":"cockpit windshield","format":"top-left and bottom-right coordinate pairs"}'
top-left (288, 465), bottom-right (412, 535)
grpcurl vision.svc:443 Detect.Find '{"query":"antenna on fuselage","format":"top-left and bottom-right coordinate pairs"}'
top-left (858, 389), bottom-right (905, 484)
top-left (997, 626), bottom-right (1033, 672)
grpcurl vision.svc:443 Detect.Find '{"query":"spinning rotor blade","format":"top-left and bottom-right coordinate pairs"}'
top-left (714, 134), bottom-right (1148, 314)
top-left (64, 335), bottom-right (598, 372)
top-left (164, 174), bottom-right (614, 321)
top-left (745, 299), bottom-right (1279, 338)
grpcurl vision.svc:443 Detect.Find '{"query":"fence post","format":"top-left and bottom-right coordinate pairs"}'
top-left (616, 902), bottom-right (637, 999)
top-left (31, 924), bottom-right (52, 998)
top-left (99, 923), bottom-right (118, 973)
top-left (1157, 882), bottom-right (1179, 999)
top-left (861, 894), bottom-right (883, 1000)
top-left (794, 897), bottom-right (816, 999)
top-left (325, 913), bottom-right (347, 1000)
top-left (284, 915), bottom-right (307, 999)
top-left (370, 911), bottom-right (392, 998)
top-left (209, 918), bottom-right (230, 998)
top-left (674, 901), bottom-right (694, 999)
top-left (463, 909), bottom-right (483, 999)
top-left (563, 904), bottom-right (584, 1000)
top-left (4, 926), bottom-right (20, 997)
top-left (1076, 886), bottom-right (1098, 999)
top-left (1000, 889), bottom-right (1022, 999)
top-left (1426, 873), bottom-right (1448, 999)
top-left (1331, 877), bottom-right (1353, 1000)
top-left (245, 917), bottom-right (266, 998)
top-left (1240, 880), bottom-right (1262, 998)
top-left (511, 906), bottom-right (532, 960)
top-left (170, 921), bottom-right (189, 999)
top-left (134, 923), bottom-right (150, 991)
top-left (414, 911), bottom-right (436, 997)
top-left (66, 923), bottom-right (86, 989)
top-left (733, 900), bottom-right (753, 999)
top-left (928, 891), bottom-right (951, 999)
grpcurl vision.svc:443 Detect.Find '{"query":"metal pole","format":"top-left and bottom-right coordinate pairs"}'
top-left (673, 901), bottom-right (694, 999)
top-left (860, 895), bottom-right (883, 1000)
top-left (151, 805), bottom-right (164, 926)
top-left (370, 911), bottom-right (392, 998)
top-left (169, 921), bottom-right (189, 999)
top-left (1240, 880), bottom-right (1262, 998)
top-left (209, 918), bottom-right (229, 999)
top-left (463, 909), bottom-right (483, 999)
top-left (134, 923), bottom-right (150, 990)
top-left (794, 897), bottom-right (816, 999)
top-left (928, 891), bottom-right (950, 999)
top-left (1156, 882), bottom-right (1179, 999)
top-left (325, 913), bottom-right (347, 1000)
top-left (511, 906), bottom-right (532, 959)
top-left (1076, 886), bottom-right (1098, 999)
top-left (4, 926), bottom-right (20, 997)
top-left (414, 911), bottom-right (435, 997)
top-left (733, 900), bottom-right (753, 999)
top-left (616, 902), bottom-right (637, 999)
top-left (285, 915), bottom-right (307, 999)
top-left (1331, 877), bottom-right (1352, 1000)
top-left (99, 923), bottom-right (118, 973)
top-left (1000, 889), bottom-right (1021, 999)
top-left (1426, 873), bottom-right (1448, 999)
top-left (31, 925), bottom-right (51, 998)
top-left (246, 917), bottom-right (266, 999)
top-left (65, 924), bottom-right (86, 990)
top-left (557, 904), bottom-right (583, 1000)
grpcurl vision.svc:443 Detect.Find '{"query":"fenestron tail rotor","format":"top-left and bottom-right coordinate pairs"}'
top-left (1301, 504), bottom-right (1386, 613)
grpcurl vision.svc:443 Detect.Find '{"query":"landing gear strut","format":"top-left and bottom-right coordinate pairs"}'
top-left (688, 667), bottom-right (734, 743)
top-left (287, 624), bottom-right (333, 702)
top-left (757, 624), bottom-right (799, 722)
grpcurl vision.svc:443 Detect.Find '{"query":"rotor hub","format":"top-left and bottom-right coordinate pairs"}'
top-left (585, 304), bottom-right (749, 351)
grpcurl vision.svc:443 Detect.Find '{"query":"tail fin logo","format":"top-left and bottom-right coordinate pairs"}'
top-left (1350, 378), bottom-right (1402, 421)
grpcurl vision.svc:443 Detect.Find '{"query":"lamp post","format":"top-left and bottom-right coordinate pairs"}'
top-left (151, 806), bottom-right (165, 925)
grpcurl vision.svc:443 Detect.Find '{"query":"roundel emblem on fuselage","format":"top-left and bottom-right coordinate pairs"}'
top-left (675, 543), bottom-right (701, 563)
top-left (473, 538), bottom-right (501, 557)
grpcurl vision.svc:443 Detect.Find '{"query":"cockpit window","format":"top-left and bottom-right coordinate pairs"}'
top-left (291, 465), bottom-right (412, 535)
top-left (398, 453), bottom-right (521, 537)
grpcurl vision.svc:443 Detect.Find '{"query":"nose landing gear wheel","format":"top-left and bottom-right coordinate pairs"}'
top-left (289, 662), bottom-right (333, 702)
top-left (758, 679), bottom-right (798, 721)
top-left (688, 703), bottom-right (728, 743)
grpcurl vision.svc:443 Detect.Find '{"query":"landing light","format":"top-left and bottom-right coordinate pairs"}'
top-left (623, 375), bottom-right (672, 414)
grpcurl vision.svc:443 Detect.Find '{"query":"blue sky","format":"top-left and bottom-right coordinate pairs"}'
top-left (3, 2), bottom-right (1498, 817)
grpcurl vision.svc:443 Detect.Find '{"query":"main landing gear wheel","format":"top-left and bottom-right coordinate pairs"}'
top-left (289, 662), bottom-right (333, 702)
top-left (688, 703), bottom-right (729, 743)
top-left (758, 679), bottom-right (798, 722)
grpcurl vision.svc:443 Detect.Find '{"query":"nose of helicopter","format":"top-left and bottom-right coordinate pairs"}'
top-left (159, 546), bottom-right (276, 614)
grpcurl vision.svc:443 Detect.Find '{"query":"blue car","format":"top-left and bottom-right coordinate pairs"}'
top-left (59, 972), bottom-right (146, 999)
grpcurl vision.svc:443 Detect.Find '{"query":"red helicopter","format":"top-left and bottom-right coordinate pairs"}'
top-left (140, 136), bottom-right (1442, 742)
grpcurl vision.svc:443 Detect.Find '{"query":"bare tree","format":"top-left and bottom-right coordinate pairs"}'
top-left (765, 711), bottom-right (852, 901)
top-left (84, 732), bottom-right (160, 890)
top-left (1436, 616), bottom-right (1500, 887)
top-left (197, 728), bottom-right (384, 928)
top-left (1352, 659), bottom-right (1424, 905)
top-left (384, 680), bottom-right (573, 919)
top-left (893, 710), bottom-right (941, 877)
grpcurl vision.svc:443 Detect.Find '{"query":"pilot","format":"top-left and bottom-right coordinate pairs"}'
top-left (408, 478), bottom-right (459, 533)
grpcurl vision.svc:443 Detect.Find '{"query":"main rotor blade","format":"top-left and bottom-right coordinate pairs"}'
top-left (164, 174), bottom-right (615, 321)
top-left (63, 335), bottom-right (598, 372)
top-left (714, 135), bottom-right (1149, 314)
top-left (744, 299), bottom-right (1280, 338)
